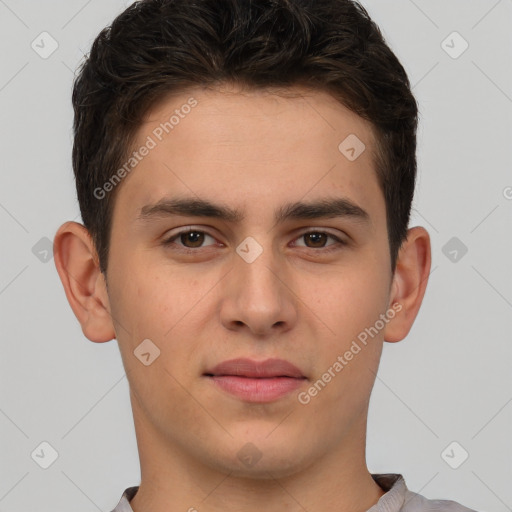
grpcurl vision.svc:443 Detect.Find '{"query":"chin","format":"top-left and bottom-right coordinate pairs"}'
top-left (201, 433), bottom-right (314, 480)
top-left (214, 454), bottom-right (308, 480)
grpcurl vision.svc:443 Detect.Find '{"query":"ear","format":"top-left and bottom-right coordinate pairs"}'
top-left (383, 226), bottom-right (431, 343)
top-left (53, 221), bottom-right (115, 343)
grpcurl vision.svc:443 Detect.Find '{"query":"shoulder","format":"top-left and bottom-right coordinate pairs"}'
top-left (110, 486), bottom-right (139, 512)
top-left (401, 486), bottom-right (478, 512)
top-left (370, 474), bottom-right (478, 512)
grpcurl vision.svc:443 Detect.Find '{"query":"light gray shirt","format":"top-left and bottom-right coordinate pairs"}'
top-left (110, 473), bottom-right (478, 512)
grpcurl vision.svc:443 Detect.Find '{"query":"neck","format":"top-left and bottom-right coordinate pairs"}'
top-left (128, 402), bottom-right (385, 512)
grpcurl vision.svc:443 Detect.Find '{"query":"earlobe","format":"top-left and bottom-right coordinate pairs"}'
top-left (53, 221), bottom-right (116, 343)
top-left (383, 226), bottom-right (431, 343)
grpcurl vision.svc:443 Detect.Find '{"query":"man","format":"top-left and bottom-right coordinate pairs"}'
top-left (53, 0), bottom-right (477, 511)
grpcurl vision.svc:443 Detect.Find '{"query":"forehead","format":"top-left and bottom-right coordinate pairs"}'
top-left (116, 84), bottom-right (384, 226)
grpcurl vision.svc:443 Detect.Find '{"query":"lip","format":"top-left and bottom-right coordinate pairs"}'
top-left (204, 358), bottom-right (307, 403)
top-left (206, 358), bottom-right (305, 378)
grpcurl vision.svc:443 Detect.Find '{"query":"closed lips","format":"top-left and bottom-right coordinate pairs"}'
top-left (204, 358), bottom-right (306, 379)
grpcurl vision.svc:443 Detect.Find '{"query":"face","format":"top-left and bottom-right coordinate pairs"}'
top-left (104, 84), bottom-right (396, 477)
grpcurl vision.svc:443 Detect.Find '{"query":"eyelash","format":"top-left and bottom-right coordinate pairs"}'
top-left (161, 227), bottom-right (347, 254)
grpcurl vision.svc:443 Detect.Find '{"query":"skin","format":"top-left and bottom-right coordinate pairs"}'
top-left (54, 83), bottom-right (431, 512)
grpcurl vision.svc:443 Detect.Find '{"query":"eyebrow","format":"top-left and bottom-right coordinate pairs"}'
top-left (138, 196), bottom-right (370, 226)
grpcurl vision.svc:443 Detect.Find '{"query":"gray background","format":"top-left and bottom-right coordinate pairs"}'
top-left (1, 0), bottom-right (511, 511)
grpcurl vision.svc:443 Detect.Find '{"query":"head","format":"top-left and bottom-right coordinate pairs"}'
top-left (72, 0), bottom-right (418, 276)
top-left (55, 0), bottom-right (430, 481)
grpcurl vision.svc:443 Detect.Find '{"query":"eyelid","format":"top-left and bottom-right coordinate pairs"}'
top-left (162, 225), bottom-right (348, 252)
top-left (162, 226), bottom-right (220, 248)
top-left (291, 228), bottom-right (347, 247)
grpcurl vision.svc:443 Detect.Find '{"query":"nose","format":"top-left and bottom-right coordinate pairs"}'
top-left (219, 239), bottom-right (298, 337)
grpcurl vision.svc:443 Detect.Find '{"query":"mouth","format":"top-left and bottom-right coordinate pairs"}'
top-left (203, 358), bottom-right (307, 403)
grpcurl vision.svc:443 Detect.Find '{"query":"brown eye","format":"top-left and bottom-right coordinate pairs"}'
top-left (294, 231), bottom-right (345, 251)
top-left (303, 232), bottom-right (329, 248)
top-left (180, 231), bottom-right (205, 248)
top-left (162, 229), bottom-right (217, 250)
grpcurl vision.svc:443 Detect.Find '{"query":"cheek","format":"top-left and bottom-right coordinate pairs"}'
top-left (307, 261), bottom-right (389, 408)
top-left (304, 264), bottom-right (390, 349)
top-left (108, 258), bottom-right (211, 362)
top-left (301, 270), bottom-right (387, 415)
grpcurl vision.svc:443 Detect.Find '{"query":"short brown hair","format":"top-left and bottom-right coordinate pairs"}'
top-left (72, 0), bottom-right (418, 274)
